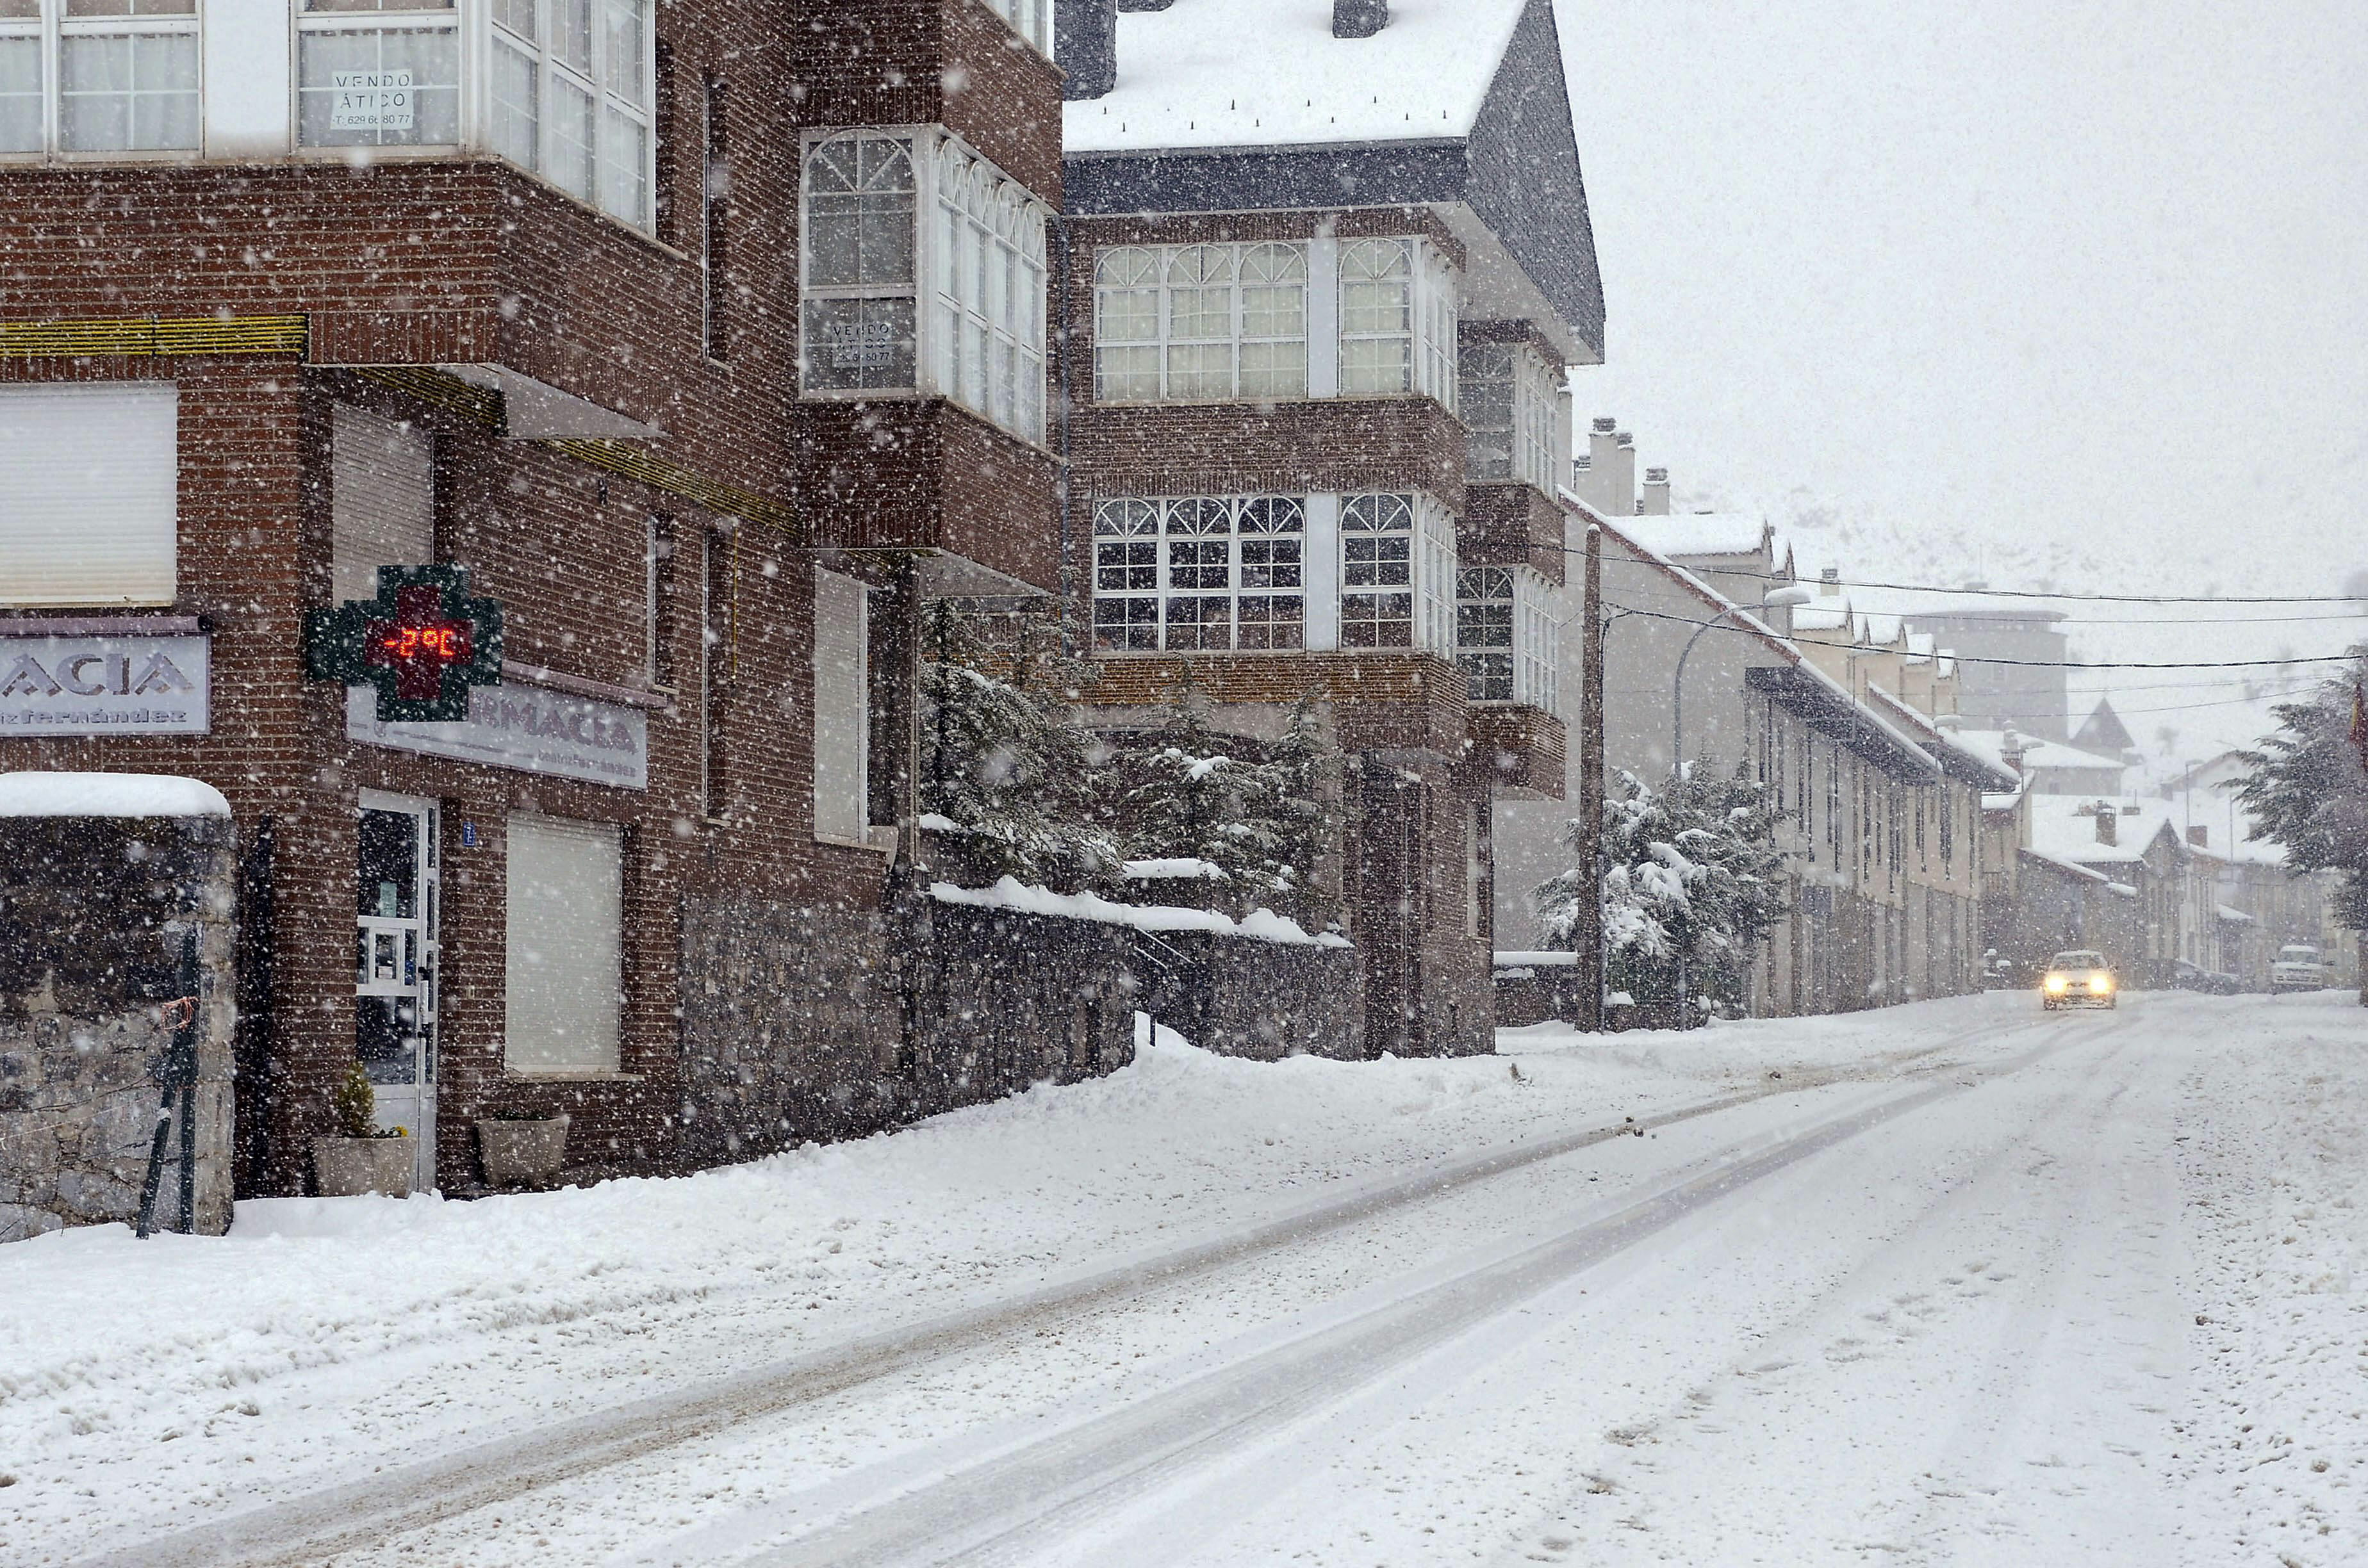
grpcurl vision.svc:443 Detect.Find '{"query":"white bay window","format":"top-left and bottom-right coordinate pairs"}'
top-left (1090, 234), bottom-right (1456, 411)
top-left (1092, 496), bottom-right (1304, 653)
top-left (1090, 489), bottom-right (1456, 658)
top-left (0, 0), bottom-right (199, 155)
top-left (1459, 339), bottom-right (1570, 493)
top-left (1456, 565), bottom-right (1556, 708)
top-left (1092, 241), bottom-right (1308, 403)
top-left (802, 127), bottom-right (1050, 446)
top-left (481, 0), bottom-right (653, 227)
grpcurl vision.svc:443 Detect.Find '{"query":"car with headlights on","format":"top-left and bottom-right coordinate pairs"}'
top-left (2041, 951), bottom-right (2117, 1009)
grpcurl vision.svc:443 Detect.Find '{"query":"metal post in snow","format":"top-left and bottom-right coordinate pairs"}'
top-left (1576, 525), bottom-right (1606, 1031)
top-left (135, 929), bottom-right (200, 1239)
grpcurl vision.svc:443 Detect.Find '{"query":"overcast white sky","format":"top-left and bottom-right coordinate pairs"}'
top-left (1556, 0), bottom-right (2368, 738)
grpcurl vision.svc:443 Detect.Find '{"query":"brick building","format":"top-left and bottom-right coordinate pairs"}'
top-left (1057, 0), bottom-right (1602, 1054)
top-left (0, 0), bottom-right (1074, 1194)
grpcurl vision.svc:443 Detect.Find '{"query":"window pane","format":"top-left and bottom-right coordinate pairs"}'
top-left (598, 104), bottom-right (647, 225)
top-left (855, 193), bottom-right (915, 285)
top-left (555, 0), bottom-right (592, 73)
top-left (548, 73), bottom-right (595, 197)
top-left (297, 28), bottom-right (459, 149)
top-left (488, 37), bottom-right (538, 170)
top-left (61, 33), bottom-right (198, 152)
top-left (1238, 339), bottom-right (1305, 398)
top-left (0, 37), bottom-right (41, 155)
top-left (1340, 335), bottom-right (1411, 395)
top-left (1167, 340), bottom-right (1233, 400)
top-left (1095, 345), bottom-right (1160, 402)
top-left (604, 0), bottom-right (646, 102)
top-left (490, 0), bottom-right (535, 40)
top-left (802, 296), bottom-right (916, 392)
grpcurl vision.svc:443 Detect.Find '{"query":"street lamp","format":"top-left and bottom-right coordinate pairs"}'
top-left (1672, 584), bottom-right (1817, 771)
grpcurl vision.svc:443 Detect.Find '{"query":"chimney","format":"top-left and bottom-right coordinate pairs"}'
top-left (1056, 0), bottom-right (1119, 100)
top-left (1642, 467), bottom-right (1671, 515)
top-left (1819, 566), bottom-right (1840, 596)
top-left (1333, 0), bottom-right (1388, 38)
top-left (2093, 803), bottom-right (2117, 847)
top-left (2000, 726), bottom-right (2028, 776)
top-left (1609, 430), bottom-right (1637, 517)
top-left (1582, 418), bottom-right (1619, 510)
top-left (2187, 824), bottom-right (2208, 848)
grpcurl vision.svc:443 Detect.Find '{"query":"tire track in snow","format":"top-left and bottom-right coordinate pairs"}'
top-left (59, 1011), bottom-right (2051, 1568)
top-left (1483, 1017), bottom-right (2155, 1566)
top-left (613, 1017), bottom-right (2119, 1568)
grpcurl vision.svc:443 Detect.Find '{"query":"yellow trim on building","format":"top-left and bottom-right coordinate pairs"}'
top-left (0, 314), bottom-right (308, 358)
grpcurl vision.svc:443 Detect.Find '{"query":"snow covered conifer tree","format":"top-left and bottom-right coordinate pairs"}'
top-left (2234, 657), bottom-right (2368, 928)
top-left (1117, 687), bottom-right (1338, 917)
top-left (1534, 765), bottom-right (1786, 1007)
top-left (919, 600), bottom-right (1121, 889)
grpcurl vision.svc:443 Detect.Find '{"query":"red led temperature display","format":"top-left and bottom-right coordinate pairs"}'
top-left (364, 585), bottom-right (477, 701)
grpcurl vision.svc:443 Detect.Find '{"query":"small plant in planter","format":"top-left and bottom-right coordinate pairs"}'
top-left (311, 1059), bottom-right (413, 1198)
top-left (476, 1106), bottom-right (570, 1191)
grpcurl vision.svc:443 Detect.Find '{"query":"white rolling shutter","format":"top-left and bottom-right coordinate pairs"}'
top-left (0, 382), bottom-right (177, 607)
top-left (812, 566), bottom-right (870, 843)
top-left (504, 813), bottom-right (625, 1074)
top-left (331, 404), bottom-right (434, 604)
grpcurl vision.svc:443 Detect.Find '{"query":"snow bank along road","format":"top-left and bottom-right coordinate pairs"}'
top-left (7, 992), bottom-right (2364, 1565)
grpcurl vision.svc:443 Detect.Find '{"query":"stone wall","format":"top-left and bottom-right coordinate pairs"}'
top-left (1, 811), bottom-right (236, 1241)
top-left (1135, 929), bottom-right (1363, 1061)
top-left (677, 885), bottom-right (1365, 1164)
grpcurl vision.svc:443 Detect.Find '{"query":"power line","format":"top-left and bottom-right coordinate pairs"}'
top-left (1575, 537), bottom-right (2368, 605)
top-left (1599, 600), bottom-right (2365, 671)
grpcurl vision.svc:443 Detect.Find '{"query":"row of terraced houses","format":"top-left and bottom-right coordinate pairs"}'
top-left (2, 0), bottom-right (2045, 1205)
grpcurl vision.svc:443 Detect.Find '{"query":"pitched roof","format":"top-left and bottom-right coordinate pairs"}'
top-left (1619, 513), bottom-right (1770, 561)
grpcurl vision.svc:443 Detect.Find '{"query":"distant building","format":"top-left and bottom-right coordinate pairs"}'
top-left (2072, 696), bottom-right (2139, 760)
top-left (1904, 608), bottom-right (2071, 740)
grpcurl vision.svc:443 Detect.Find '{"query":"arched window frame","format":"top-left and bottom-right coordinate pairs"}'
top-left (1090, 240), bottom-right (1309, 404)
top-left (807, 125), bottom-right (1050, 445)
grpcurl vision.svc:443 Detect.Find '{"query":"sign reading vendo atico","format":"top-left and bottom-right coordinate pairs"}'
top-left (0, 632), bottom-right (210, 735)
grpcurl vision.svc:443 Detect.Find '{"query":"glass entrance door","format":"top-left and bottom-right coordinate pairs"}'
top-left (356, 796), bottom-right (438, 1191)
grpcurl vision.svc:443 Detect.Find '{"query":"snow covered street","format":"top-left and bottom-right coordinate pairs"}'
top-left (6, 990), bottom-right (2364, 1567)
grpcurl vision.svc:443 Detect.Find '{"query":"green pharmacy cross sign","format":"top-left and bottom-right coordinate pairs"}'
top-left (304, 564), bottom-right (504, 723)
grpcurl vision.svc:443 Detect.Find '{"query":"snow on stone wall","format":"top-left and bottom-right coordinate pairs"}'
top-left (1, 806), bottom-right (236, 1242)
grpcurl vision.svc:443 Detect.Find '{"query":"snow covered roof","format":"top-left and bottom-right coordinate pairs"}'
top-left (2027, 799), bottom-right (2183, 867)
top-left (1494, 950), bottom-right (1578, 967)
top-left (0, 771), bottom-right (229, 818)
top-left (1618, 513), bottom-right (1769, 562)
top-left (2217, 904), bottom-right (2257, 924)
top-left (1949, 729), bottom-right (2128, 779)
top-left (1064, 0), bottom-right (1530, 155)
top-left (2021, 846), bottom-right (2116, 885)
top-left (1789, 603), bottom-right (1852, 635)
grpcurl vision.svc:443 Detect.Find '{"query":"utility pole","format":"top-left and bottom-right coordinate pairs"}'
top-left (1574, 524), bottom-right (1606, 1031)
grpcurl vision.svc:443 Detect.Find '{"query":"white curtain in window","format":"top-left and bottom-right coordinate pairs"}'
top-left (504, 813), bottom-right (624, 1074)
top-left (0, 382), bottom-right (176, 607)
top-left (331, 405), bottom-right (435, 605)
top-left (812, 567), bottom-right (869, 843)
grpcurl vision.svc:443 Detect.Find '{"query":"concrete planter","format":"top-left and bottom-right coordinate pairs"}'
top-left (477, 1113), bottom-right (569, 1189)
top-left (313, 1136), bottom-right (413, 1198)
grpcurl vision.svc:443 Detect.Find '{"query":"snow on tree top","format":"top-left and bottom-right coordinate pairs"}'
top-left (1063, 0), bottom-right (1530, 155)
top-left (0, 771), bottom-right (229, 818)
top-left (932, 878), bottom-right (1351, 948)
